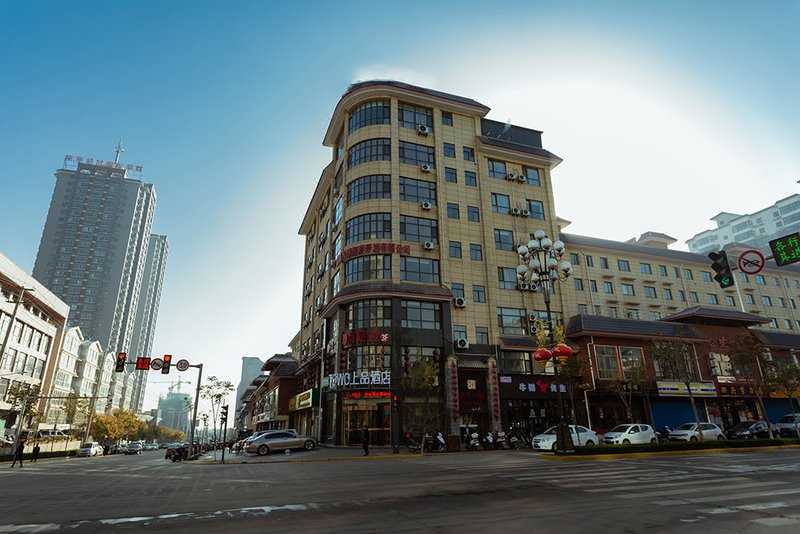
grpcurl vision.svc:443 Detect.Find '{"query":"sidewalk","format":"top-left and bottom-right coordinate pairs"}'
top-left (193, 445), bottom-right (454, 464)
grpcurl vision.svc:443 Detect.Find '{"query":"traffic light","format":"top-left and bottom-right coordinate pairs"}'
top-left (220, 405), bottom-right (229, 425)
top-left (391, 393), bottom-right (399, 413)
top-left (161, 354), bottom-right (172, 374)
top-left (708, 250), bottom-right (735, 289)
top-left (135, 356), bottom-right (151, 370)
top-left (115, 352), bottom-right (127, 373)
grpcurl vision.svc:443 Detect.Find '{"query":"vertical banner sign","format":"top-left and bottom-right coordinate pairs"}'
top-left (769, 233), bottom-right (800, 266)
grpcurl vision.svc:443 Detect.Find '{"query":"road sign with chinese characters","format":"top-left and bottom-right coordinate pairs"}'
top-left (769, 233), bottom-right (800, 267)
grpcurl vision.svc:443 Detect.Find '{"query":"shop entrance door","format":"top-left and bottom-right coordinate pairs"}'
top-left (342, 400), bottom-right (391, 446)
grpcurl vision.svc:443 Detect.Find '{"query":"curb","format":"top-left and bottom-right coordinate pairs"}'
top-left (540, 444), bottom-right (800, 461)
top-left (189, 452), bottom-right (429, 464)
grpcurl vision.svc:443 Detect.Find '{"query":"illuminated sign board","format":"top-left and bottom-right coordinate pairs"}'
top-left (769, 233), bottom-right (800, 267)
top-left (342, 391), bottom-right (391, 399)
top-left (289, 388), bottom-right (318, 411)
top-left (63, 154), bottom-right (143, 173)
top-left (326, 370), bottom-right (391, 390)
top-left (337, 242), bottom-right (411, 264)
top-left (656, 381), bottom-right (716, 397)
top-left (341, 328), bottom-right (391, 348)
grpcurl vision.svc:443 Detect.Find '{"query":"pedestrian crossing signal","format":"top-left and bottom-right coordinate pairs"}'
top-left (135, 356), bottom-right (151, 370)
top-left (115, 353), bottom-right (127, 373)
top-left (161, 354), bottom-right (172, 374)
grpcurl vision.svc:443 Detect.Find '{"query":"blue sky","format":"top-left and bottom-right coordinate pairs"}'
top-left (1, 0), bottom-right (799, 410)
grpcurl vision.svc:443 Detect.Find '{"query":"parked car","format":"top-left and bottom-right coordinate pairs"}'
top-left (144, 443), bottom-right (159, 451)
top-left (245, 430), bottom-right (317, 456)
top-left (532, 425), bottom-right (598, 450)
top-left (36, 429), bottom-right (67, 438)
top-left (725, 421), bottom-right (775, 439)
top-left (668, 422), bottom-right (725, 441)
top-left (125, 442), bottom-right (143, 455)
top-left (116, 444), bottom-right (129, 454)
top-left (774, 414), bottom-right (800, 437)
top-left (164, 443), bottom-right (187, 460)
top-left (603, 424), bottom-right (657, 445)
top-left (78, 442), bottom-right (104, 457)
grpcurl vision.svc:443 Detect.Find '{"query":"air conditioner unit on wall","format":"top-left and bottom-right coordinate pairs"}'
top-left (420, 164), bottom-right (433, 173)
top-left (518, 283), bottom-right (530, 291)
top-left (423, 241), bottom-right (435, 250)
top-left (528, 314), bottom-right (538, 323)
top-left (421, 201), bottom-right (432, 210)
top-left (454, 297), bottom-right (466, 308)
top-left (517, 175), bottom-right (526, 183)
top-left (506, 173), bottom-right (517, 181)
top-left (417, 125), bottom-right (432, 135)
top-left (521, 208), bottom-right (530, 217)
top-left (455, 338), bottom-right (470, 349)
top-left (511, 207), bottom-right (521, 216)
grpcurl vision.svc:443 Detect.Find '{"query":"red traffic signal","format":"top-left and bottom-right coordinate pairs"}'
top-left (391, 393), bottom-right (399, 413)
top-left (115, 352), bottom-right (127, 373)
top-left (135, 356), bottom-right (151, 370)
top-left (161, 354), bottom-right (172, 374)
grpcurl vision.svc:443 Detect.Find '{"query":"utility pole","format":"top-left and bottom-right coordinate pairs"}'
top-left (188, 363), bottom-right (203, 459)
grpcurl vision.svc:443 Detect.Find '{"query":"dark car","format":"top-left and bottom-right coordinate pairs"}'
top-left (725, 421), bottom-right (773, 439)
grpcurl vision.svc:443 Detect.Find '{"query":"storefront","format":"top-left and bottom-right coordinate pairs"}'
top-left (707, 380), bottom-right (760, 429)
top-left (497, 374), bottom-right (574, 436)
top-left (340, 390), bottom-right (392, 445)
top-left (288, 388), bottom-right (319, 437)
top-left (650, 381), bottom-right (716, 429)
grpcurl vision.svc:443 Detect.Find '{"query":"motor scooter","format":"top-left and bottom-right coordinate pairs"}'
top-left (466, 432), bottom-right (482, 451)
top-left (495, 430), bottom-right (510, 449)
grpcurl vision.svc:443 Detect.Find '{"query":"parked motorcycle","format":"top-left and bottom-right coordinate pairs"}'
top-left (466, 432), bottom-right (482, 451)
top-left (407, 432), bottom-right (446, 453)
top-left (658, 425), bottom-right (671, 443)
top-left (495, 430), bottom-right (510, 449)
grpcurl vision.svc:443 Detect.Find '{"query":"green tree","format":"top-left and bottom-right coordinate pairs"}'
top-left (649, 340), bottom-right (705, 439)
top-left (726, 333), bottom-right (774, 438)
top-left (5, 383), bottom-right (41, 428)
top-left (764, 361), bottom-right (800, 439)
top-left (200, 376), bottom-right (234, 452)
top-left (607, 363), bottom-right (647, 423)
top-left (91, 413), bottom-right (119, 441)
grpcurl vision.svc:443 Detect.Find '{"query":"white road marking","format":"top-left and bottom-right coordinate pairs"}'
top-left (752, 515), bottom-right (800, 527)
top-left (584, 476), bottom-right (747, 493)
top-left (657, 487), bottom-right (800, 505)
top-left (618, 481), bottom-right (786, 499)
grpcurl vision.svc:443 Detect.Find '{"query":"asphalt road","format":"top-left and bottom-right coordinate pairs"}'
top-left (3, 448), bottom-right (800, 533)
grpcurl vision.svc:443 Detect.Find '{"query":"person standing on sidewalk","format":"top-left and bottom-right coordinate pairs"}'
top-left (362, 426), bottom-right (370, 456)
top-left (10, 441), bottom-right (25, 468)
top-left (30, 442), bottom-right (41, 463)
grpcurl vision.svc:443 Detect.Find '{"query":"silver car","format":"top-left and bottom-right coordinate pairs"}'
top-left (246, 430), bottom-right (317, 456)
top-left (603, 424), bottom-right (657, 445)
top-left (668, 422), bottom-right (725, 441)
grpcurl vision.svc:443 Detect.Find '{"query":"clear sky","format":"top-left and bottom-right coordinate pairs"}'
top-left (1, 0), bottom-right (799, 411)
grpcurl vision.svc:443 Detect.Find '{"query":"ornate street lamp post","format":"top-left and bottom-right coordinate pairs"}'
top-left (516, 230), bottom-right (574, 453)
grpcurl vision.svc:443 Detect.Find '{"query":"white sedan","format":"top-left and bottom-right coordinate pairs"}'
top-left (603, 424), bottom-right (657, 445)
top-left (532, 425), bottom-right (598, 450)
top-left (668, 422), bottom-right (725, 441)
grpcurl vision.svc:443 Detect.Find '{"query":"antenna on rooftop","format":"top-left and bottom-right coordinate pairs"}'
top-left (113, 139), bottom-right (125, 163)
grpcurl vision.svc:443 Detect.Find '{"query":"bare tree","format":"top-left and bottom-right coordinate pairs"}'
top-left (200, 376), bottom-right (234, 457)
top-left (608, 363), bottom-right (646, 423)
top-left (726, 333), bottom-right (774, 438)
top-left (649, 340), bottom-right (705, 440)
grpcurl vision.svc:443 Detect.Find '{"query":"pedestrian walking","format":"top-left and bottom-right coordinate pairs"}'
top-left (10, 441), bottom-right (25, 468)
top-left (362, 426), bottom-right (370, 456)
top-left (30, 442), bottom-right (40, 463)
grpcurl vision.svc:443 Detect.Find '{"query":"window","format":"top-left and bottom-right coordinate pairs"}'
top-left (345, 255), bottom-right (391, 284)
top-left (589, 280), bottom-right (598, 292)
top-left (349, 100), bottom-right (390, 133)
top-left (447, 203), bottom-right (460, 219)
top-left (399, 176), bottom-right (436, 204)
top-left (441, 111), bottom-right (453, 126)
top-left (346, 213), bottom-right (391, 244)
top-left (470, 244), bottom-right (483, 261)
top-left (725, 295), bottom-right (735, 307)
top-left (449, 241), bottom-right (462, 258)
top-left (465, 170), bottom-right (477, 186)
top-left (400, 215), bottom-right (438, 244)
top-left (785, 319), bottom-right (793, 330)
top-left (620, 347), bottom-right (644, 378)
top-left (453, 325), bottom-right (467, 340)
top-left (779, 297), bottom-right (787, 308)
top-left (650, 311), bottom-right (662, 320)
top-left (690, 292), bottom-right (698, 302)
top-left (401, 257), bottom-right (440, 283)
top-left (494, 229), bottom-right (514, 251)
top-left (473, 285), bottom-right (486, 302)
top-left (499, 267), bottom-right (518, 289)
top-left (658, 265), bottom-right (668, 276)
top-left (663, 288), bottom-right (673, 300)
top-left (644, 286), bottom-right (656, 298)
top-left (443, 143), bottom-right (456, 158)
top-left (769, 318), bottom-right (778, 329)
top-left (401, 301), bottom-right (441, 329)
top-left (673, 267), bottom-right (681, 278)
top-left (488, 159), bottom-right (507, 179)
top-left (451, 283), bottom-right (465, 299)
top-left (526, 199), bottom-right (545, 220)
top-left (596, 346), bottom-right (620, 379)
top-left (475, 326), bottom-right (489, 344)
top-left (684, 269), bottom-right (693, 280)
top-left (618, 260), bottom-right (630, 272)
top-left (570, 253), bottom-right (580, 265)
top-left (574, 278), bottom-right (584, 291)
top-left (523, 167), bottom-right (541, 186)
top-left (608, 306), bottom-right (618, 317)
top-left (398, 102), bottom-right (432, 129)
top-left (745, 293), bottom-right (755, 304)
top-left (497, 307), bottom-right (526, 335)
top-left (586, 256), bottom-right (594, 267)
top-left (707, 293), bottom-right (719, 305)
top-left (445, 167), bottom-right (457, 183)
top-left (626, 309), bottom-right (640, 320)
top-left (348, 138), bottom-right (391, 168)
top-left (345, 299), bottom-right (392, 329)
top-left (467, 206), bottom-right (480, 222)
top-left (398, 141), bottom-right (435, 167)
top-left (762, 295), bottom-right (772, 306)
top-left (463, 146), bottom-right (475, 161)
top-left (491, 193), bottom-right (510, 214)
top-left (604, 281), bottom-right (614, 294)
top-left (640, 263), bottom-right (652, 275)
top-left (600, 257), bottom-right (609, 269)
top-left (500, 351), bottom-right (531, 374)
top-left (755, 275), bottom-right (765, 285)
top-left (701, 271), bottom-right (712, 282)
top-left (740, 273), bottom-right (750, 283)
top-left (621, 284), bottom-right (635, 296)
top-left (347, 174), bottom-right (391, 205)
top-left (578, 304), bottom-right (588, 314)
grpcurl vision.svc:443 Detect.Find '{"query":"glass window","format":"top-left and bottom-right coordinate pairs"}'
top-left (596, 346), bottom-right (620, 379)
top-left (348, 100), bottom-right (390, 133)
top-left (526, 199), bottom-right (545, 220)
top-left (347, 174), bottom-right (391, 205)
top-left (398, 102), bottom-right (433, 129)
top-left (707, 293), bottom-right (719, 305)
top-left (463, 146), bottom-right (475, 161)
top-left (346, 213), bottom-right (391, 245)
top-left (470, 244), bottom-right (483, 261)
top-left (401, 301), bottom-right (441, 329)
top-left (650, 311), bottom-right (662, 320)
top-left (618, 260), bottom-right (630, 272)
top-left (494, 229), bottom-right (514, 251)
top-left (348, 138), bottom-right (391, 168)
top-left (491, 193), bottom-right (510, 214)
top-left (644, 286), bottom-right (656, 298)
top-left (473, 285), bottom-right (486, 302)
top-left (604, 281), bottom-right (614, 294)
top-left (600, 257), bottom-right (609, 269)
top-left (475, 326), bottom-right (489, 344)
top-left (745, 293), bottom-right (755, 304)
top-left (500, 351), bottom-right (531, 374)
top-left (578, 304), bottom-right (588, 314)
top-left (673, 267), bottom-right (681, 278)
top-left (626, 309), bottom-right (639, 320)
top-left (684, 269), bottom-right (693, 280)
top-left (725, 295), bottom-right (735, 307)
top-left (345, 299), bottom-right (392, 329)
top-left (447, 203), bottom-right (460, 219)
top-left (453, 325), bottom-right (467, 340)
top-left (451, 283), bottom-right (465, 299)
top-left (449, 241), bottom-right (462, 258)
top-left (658, 265), bottom-right (668, 276)
top-left (465, 170), bottom-right (477, 186)
top-left (488, 159), bottom-right (507, 179)
top-left (570, 253), bottom-right (580, 265)
top-left (398, 141), bottom-right (435, 167)
top-left (701, 271), bottom-right (713, 282)
top-left (589, 280), bottom-right (598, 292)
top-left (399, 176), bottom-right (436, 204)
top-left (441, 111), bottom-right (453, 126)
top-left (663, 288), bottom-right (673, 300)
top-left (345, 255), bottom-right (391, 284)
top-left (690, 292), bottom-right (698, 302)
top-left (467, 206), bottom-right (480, 222)
top-left (497, 307), bottom-right (527, 335)
top-left (400, 215), bottom-right (438, 244)
top-left (755, 275), bottom-right (766, 285)
top-left (574, 278), bottom-right (584, 291)
top-left (640, 263), bottom-right (652, 275)
top-left (445, 167), bottom-right (457, 183)
top-left (524, 167), bottom-right (541, 186)
top-left (498, 267), bottom-right (518, 289)
top-left (400, 257), bottom-right (440, 283)
top-left (586, 256), bottom-right (594, 267)
top-left (762, 295), bottom-right (772, 306)
top-left (622, 284), bottom-right (635, 296)
top-left (443, 143), bottom-right (456, 158)
top-left (620, 347), bottom-right (643, 378)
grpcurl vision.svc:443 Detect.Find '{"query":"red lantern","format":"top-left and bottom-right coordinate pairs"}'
top-left (533, 348), bottom-right (552, 362)
top-left (552, 343), bottom-right (573, 358)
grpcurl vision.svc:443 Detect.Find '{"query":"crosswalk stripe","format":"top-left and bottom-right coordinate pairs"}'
top-left (751, 515), bottom-right (800, 527)
top-left (657, 486), bottom-right (800, 506)
top-left (560, 472), bottom-right (700, 488)
top-left (584, 476), bottom-right (747, 493)
top-left (618, 481), bottom-right (786, 499)
top-left (513, 467), bottom-right (644, 481)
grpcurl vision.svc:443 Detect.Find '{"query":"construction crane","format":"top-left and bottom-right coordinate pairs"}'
top-left (148, 376), bottom-right (192, 394)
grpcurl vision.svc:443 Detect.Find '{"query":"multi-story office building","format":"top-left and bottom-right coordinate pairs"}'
top-left (127, 234), bottom-right (169, 412)
top-left (33, 157), bottom-right (163, 412)
top-left (0, 252), bottom-right (69, 431)
top-left (157, 390), bottom-right (191, 435)
top-left (42, 326), bottom-right (82, 426)
top-left (235, 356), bottom-right (265, 418)
top-left (687, 194), bottom-right (800, 254)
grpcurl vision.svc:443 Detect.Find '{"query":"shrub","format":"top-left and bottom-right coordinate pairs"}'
top-left (574, 438), bottom-right (800, 455)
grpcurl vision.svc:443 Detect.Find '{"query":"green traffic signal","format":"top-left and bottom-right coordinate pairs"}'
top-left (708, 251), bottom-right (735, 289)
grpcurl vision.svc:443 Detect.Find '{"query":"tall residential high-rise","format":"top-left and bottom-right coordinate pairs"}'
top-left (127, 235), bottom-right (169, 412)
top-left (33, 155), bottom-right (159, 411)
top-left (235, 356), bottom-right (265, 415)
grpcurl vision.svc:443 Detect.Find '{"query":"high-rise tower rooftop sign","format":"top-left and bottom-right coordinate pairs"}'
top-left (62, 154), bottom-right (143, 175)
